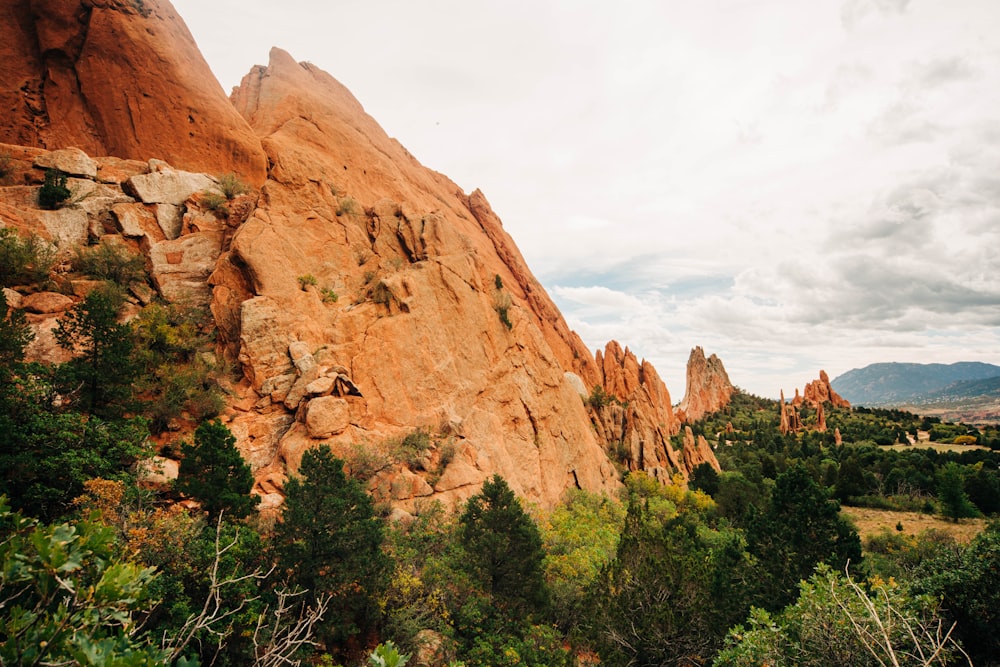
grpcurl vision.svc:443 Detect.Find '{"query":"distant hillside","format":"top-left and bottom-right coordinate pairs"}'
top-left (831, 362), bottom-right (1000, 406)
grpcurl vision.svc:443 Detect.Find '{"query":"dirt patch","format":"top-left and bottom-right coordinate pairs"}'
top-left (842, 506), bottom-right (987, 545)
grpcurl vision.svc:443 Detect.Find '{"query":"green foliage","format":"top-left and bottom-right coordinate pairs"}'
top-left (370, 280), bottom-right (393, 306)
top-left (298, 273), bottom-right (318, 290)
top-left (539, 490), bottom-right (626, 633)
top-left (132, 303), bottom-right (225, 431)
top-left (0, 227), bottom-right (56, 286)
top-left (690, 461), bottom-right (721, 496)
top-left (493, 290), bottom-right (512, 330)
top-left (200, 191), bottom-right (229, 216)
top-left (72, 238), bottom-right (148, 287)
top-left (176, 420), bottom-right (257, 520)
top-left (716, 565), bottom-right (962, 667)
top-left (0, 365), bottom-right (150, 520)
top-left (494, 274), bottom-right (503, 289)
top-left (936, 461), bottom-right (980, 521)
top-left (38, 168), bottom-right (71, 209)
top-left (393, 429), bottom-right (431, 468)
top-left (459, 475), bottom-right (549, 616)
top-left (0, 498), bottom-right (184, 666)
top-left (590, 503), bottom-right (754, 666)
top-left (216, 172), bottom-right (249, 199)
top-left (336, 197), bottom-right (359, 216)
top-left (55, 283), bottom-right (138, 417)
top-left (368, 641), bottom-right (409, 667)
top-left (745, 464), bottom-right (862, 611)
top-left (0, 288), bottom-right (33, 372)
top-left (321, 287), bottom-right (339, 303)
top-left (913, 523), bottom-right (1000, 663)
top-left (272, 445), bottom-right (389, 649)
top-left (586, 384), bottom-right (612, 410)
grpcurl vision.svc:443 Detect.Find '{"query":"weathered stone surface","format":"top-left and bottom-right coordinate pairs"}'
top-left (136, 456), bottom-right (179, 491)
top-left (3, 288), bottom-right (22, 309)
top-left (127, 169), bottom-right (214, 206)
top-left (155, 203), bottom-right (183, 240)
top-left (675, 346), bottom-right (734, 424)
top-left (305, 375), bottom-right (335, 396)
top-left (802, 370), bottom-right (851, 409)
top-left (112, 202), bottom-right (163, 241)
top-left (36, 207), bottom-right (89, 247)
top-left (21, 291), bottom-right (73, 313)
top-left (0, 0), bottom-right (267, 183)
top-left (34, 147), bottom-right (97, 178)
top-left (305, 396), bottom-right (351, 439)
top-left (681, 426), bottom-right (721, 474)
top-left (147, 231), bottom-right (222, 303)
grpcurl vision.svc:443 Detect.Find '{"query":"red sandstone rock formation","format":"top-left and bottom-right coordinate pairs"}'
top-left (0, 7), bottom-right (718, 511)
top-left (0, 0), bottom-right (267, 183)
top-left (675, 346), bottom-right (735, 424)
top-left (802, 370), bottom-right (851, 409)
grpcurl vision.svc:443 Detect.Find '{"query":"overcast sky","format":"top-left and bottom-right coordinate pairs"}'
top-left (172, 0), bottom-right (1000, 399)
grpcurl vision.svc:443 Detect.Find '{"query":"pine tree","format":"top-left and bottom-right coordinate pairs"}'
top-left (271, 445), bottom-right (389, 647)
top-left (746, 464), bottom-right (861, 610)
top-left (459, 474), bottom-right (548, 615)
top-left (936, 461), bottom-right (979, 522)
top-left (176, 420), bottom-right (257, 520)
top-left (54, 283), bottom-right (137, 416)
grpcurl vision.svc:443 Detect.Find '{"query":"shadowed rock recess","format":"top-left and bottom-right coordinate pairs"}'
top-left (0, 0), bottom-right (718, 512)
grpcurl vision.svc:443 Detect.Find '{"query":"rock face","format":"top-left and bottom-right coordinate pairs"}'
top-left (0, 9), bottom-right (719, 510)
top-left (802, 370), bottom-right (851, 409)
top-left (0, 0), bottom-right (267, 183)
top-left (675, 346), bottom-right (734, 424)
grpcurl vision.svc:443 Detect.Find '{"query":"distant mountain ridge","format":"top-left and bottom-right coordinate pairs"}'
top-left (831, 362), bottom-right (1000, 406)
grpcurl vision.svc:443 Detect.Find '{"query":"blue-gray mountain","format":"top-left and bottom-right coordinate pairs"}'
top-left (831, 362), bottom-right (1000, 407)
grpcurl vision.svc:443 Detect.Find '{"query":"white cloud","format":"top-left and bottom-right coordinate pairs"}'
top-left (172, 0), bottom-right (1000, 397)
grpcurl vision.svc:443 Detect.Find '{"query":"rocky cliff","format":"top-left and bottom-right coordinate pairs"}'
top-left (0, 0), bottom-right (266, 183)
top-left (675, 346), bottom-right (734, 424)
top-left (0, 0), bottom-right (718, 511)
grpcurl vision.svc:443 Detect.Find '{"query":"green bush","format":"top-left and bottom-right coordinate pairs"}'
top-left (493, 291), bottom-right (512, 330)
top-left (201, 191), bottom-right (229, 216)
top-left (321, 287), bottom-right (339, 303)
top-left (38, 168), bottom-right (71, 209)
top-left (72, 239), bottom-right (147, 287)
top-left (394, 429), bottom-right (431, 468)
top-left (215, 172), bottom-right (249, 199)
top-left (337, 197), bottom-right (360, 216)
top-left (0, 228), bottom-right (56, 286)
top-left (298, 274), bottom-right (318, 290)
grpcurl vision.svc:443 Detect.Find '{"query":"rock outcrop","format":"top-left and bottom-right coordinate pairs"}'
top-left (801, 370), bottom-right (851, 409)
top-left (675, 346), bottom-right (734, 424)
top-left (0, 5), bottom-right (719, 511)
top-left (0, 0), bottom-right (267, 183)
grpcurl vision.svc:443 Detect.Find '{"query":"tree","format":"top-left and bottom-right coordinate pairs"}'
top-left (0, 497), bottom-right (194, 666)
top-left (716, 565), bottom-right (968, 667)
top-left (746, 464), bottom-right (862, 610)
top-left (589, 503), bottom-right (753, 666)
top-left (459, 474), bottom-right (548, 615)
top-left (55, 283), bottom-right (138, 416)
top-left (913, 524), bottom-right (1000, 664)
top-left (0, 288), bottom-right (32, 372)
top-left (936, 462), bottom-right (979, 522)
top-left (689, 461), bottom-right (720, 496)
top-left (0, 370), bottom-right (150, 521)
top-left (272, 445), bottom-right (389, 649)
top-left (176, 420), bottom-right (257, 520)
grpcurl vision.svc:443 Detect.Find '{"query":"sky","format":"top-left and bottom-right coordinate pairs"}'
top-left (172, 0), bottom-right (1000, 398)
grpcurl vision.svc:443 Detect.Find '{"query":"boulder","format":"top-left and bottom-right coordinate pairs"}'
top-left (305, 396), bottom-right (351, 439)
top-left (126, 169), bottom-right (214, 206)
top-left (33, 147), bottom-right (97, 178)
top-left (21, 291), bottom-right (73, 313)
